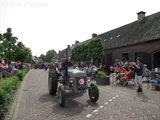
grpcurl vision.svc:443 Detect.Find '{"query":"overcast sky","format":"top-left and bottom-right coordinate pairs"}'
top-left (0, 0), bottom-right (160, 57)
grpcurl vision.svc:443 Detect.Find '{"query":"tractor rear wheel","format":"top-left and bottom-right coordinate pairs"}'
top-left (48, 69), bottom-right (58, 95)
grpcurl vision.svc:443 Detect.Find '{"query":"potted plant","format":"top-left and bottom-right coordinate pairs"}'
top-left (96, 71), bottom-right (110, 85)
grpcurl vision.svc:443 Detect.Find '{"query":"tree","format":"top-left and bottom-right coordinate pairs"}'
top-left (71, 48), bottom-right (76, 62)
top-left (24, 48), bottom-right (32, 63)
top-left (79, 43), bottom-right (88, 61)
top-left (0, 33), bottom-right (2, 41)
top-left (39, 54), bottom-right (45, 61)
top-left (0, 43), bottom-right (4, 58)
top-left (15, 41), bottom-right (32, 66)
top-left (44, 49), bottom-right (57, 62)
top-left (1, 28), bottom-right (18, 61)
top-left (71, 36), bottom-right (105, 63)
top-left (87, 37), bottom-right (105, 60)
top-left (71, 44), bottom-right (81, 61)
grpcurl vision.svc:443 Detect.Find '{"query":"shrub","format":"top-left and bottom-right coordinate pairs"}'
top-left (18, 69), bottom-right (28, 81)
top-left (0, 77), bottom-right (20, 117)
top-left (0, 69), bottom-right (28, 118)
top-left (96, 71), bottom-right (106, 78)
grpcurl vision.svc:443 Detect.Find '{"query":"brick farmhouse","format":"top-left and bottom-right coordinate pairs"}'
top-left (54, 11), bottom-right (160, 72)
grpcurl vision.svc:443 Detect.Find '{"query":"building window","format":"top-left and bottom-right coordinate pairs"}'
top-left (122, 53), bottom-right (129, 63)
top-left (135, 51), bottom-right (151, 69)
top-left (153, 52), bottom-right (160, 68)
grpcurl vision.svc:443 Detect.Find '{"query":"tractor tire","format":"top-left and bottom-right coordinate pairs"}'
top-left (88, 83), bottom-right (99, 102)
top-left (48, 69), bottom-right (58, 95)
top-left (58, 85), bottom-right (65, 107)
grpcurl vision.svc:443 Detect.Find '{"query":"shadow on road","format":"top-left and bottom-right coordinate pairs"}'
top-left (134, 92), bottom-right (150, 103)
top-left (51, 92), bottom-right (98, 117)
top-left (39, 93), bottom-right (57, 103)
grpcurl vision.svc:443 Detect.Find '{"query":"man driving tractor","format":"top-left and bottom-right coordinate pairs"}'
top-left (62, 57), bottom-right (73, 81)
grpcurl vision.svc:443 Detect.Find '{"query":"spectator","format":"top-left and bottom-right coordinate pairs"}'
top-left (123, 63), bottom-right (129, 71)
top-left (15, 62), bottom-right (19, 70)
top-left (98, 63), bottom-right (103, 71)
top-left (5, 61), bottom-right (13, 77)
top-left (93, 65), bottom-right (98, 73)
top-left (121, 66), bottom-right (134, 81)
top-left (114, 59), bottom-right (119, 67)
top-left (119, 60), bottom-right (124, 65)
top-left (117, 64), bottom-right (126, 73)
top-left (102, 64), bottom-right (107, 74)
top-left (143, 64), bottom-right (151, 77)
top-left (12, 63), bottom-right (18, 71)
top-left (110, 65), bottom-right (114, 73)
top-left (133, 57), bottom-right (143, 92)
top-left (0, 58), bottom-right (7, 78)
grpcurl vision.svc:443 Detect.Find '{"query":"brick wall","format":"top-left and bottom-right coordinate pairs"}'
top-left (105, 39), bottom-right (160, 69)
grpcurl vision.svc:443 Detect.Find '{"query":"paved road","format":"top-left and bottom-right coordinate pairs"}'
top-left (5, 69), bottom-right (160, 120)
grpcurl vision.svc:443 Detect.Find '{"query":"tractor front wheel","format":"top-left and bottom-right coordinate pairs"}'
top-left (58, 85), bottom-right (65, 107)
top-left (88, 83), bottom-right (99, 102)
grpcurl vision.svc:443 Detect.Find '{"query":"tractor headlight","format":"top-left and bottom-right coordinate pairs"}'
top-left (69, 78), bottom-right (74, 84)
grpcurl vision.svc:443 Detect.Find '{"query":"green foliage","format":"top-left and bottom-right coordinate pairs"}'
top-left (18, 69), bottom-right (28, 81)
top-left (39, 49), bottom-right (57, 62)
top-left (0, 28), bottom-right (32, 63)
top-left (14, 42), bottom-right (32, 63)
top-left (0, 33), bottom-right (2, 41)
top-left (71, 49), bottom-right (76, 61)
top-left (79, 43), bottom-right (88, 61)
top-left (0, 43), bottom-right (4, 57)
top-left (39, 54), bottom-right (45, 61)
top-left (1, 28), bottom-right (18, 61)
top-left (0, 77), bottom-right (19, 116)
top-left (71, 36), bottom-right (105, 62)
top-left (0, 69), bottom-right (28, 117)
top-left (96, 71), bottom-right (106, 78)
top-left (87, 37), bottom-right (105, 60)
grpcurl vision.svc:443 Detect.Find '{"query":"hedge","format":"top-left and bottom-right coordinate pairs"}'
top-left (0, 69), bottom-right (28, 118)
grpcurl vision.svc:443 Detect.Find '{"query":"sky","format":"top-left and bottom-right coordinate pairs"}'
top-left (0, 0), bottom-right (160, 57)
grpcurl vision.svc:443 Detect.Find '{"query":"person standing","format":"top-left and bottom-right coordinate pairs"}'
top-left (134, 57), bottom-right (143, 92)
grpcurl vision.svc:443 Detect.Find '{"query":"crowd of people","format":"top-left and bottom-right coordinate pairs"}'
top-left (0, 57), bottom-right (26, 79)
top-left (50, 56), bottom-right (151, 93)
top-left (110, 57), bottom-right (151, 92)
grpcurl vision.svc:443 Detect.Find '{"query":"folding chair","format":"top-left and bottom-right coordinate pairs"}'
top-left (111, 73), bottom-right (118, 85)
top-left (147, 77), bottom-right (158, 89)
top-left (147, 71), bottom-right (160, 89)
top-left (127, 78), bottom-right (136, 86)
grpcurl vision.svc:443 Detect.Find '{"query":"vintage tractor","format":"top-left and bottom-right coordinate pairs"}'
top-left (48, 67), bottom-right (99, 107)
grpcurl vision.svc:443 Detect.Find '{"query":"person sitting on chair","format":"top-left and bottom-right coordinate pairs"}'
top-left (120, 66), bottom-right (134, 81)
top-left (117, 64), bottom-right (126, 73)
top-left (98, 63), bottom-right (103, 71)
top-left (143, 64), bottom-right (151, 77)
